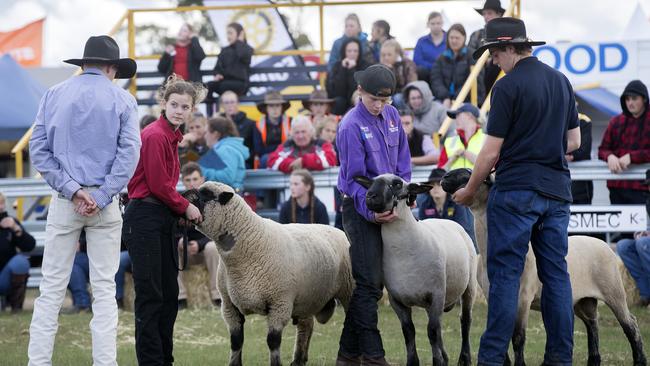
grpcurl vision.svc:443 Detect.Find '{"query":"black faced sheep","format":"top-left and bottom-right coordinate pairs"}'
top-left (183, 182), bottom-right (353, 366)
top-left (441, 168), bottom-right (646, 366)
top-left (355, 174), bottom-right (477, 366)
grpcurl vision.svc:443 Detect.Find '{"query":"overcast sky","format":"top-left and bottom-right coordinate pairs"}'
top-left (0, 0), bottom-right (648, 67)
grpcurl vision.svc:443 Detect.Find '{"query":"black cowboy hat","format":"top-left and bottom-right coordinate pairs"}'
top-left (475, 0), bottom-right (506, 15)
top-left (64, 35), bottom-right (136, 79)
top-left (256, 90), bottom-right (291, 114)
top-left (472, 17), bottom-right (545, 60)
top-left (302, 89), bottom-right (335, 110)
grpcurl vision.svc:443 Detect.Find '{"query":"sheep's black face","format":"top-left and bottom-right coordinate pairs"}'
top-left (181, 185), bottom-right (234, 217)
top-left (354, 174), bottom-right (431, 213)
top-left (368, 176), bottom-right (404, 213)
top-left (441, 169), bottom-right (472, 195)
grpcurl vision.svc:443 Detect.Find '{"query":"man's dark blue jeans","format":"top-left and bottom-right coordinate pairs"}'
top-left (338, 197), bottom-right (385, 359)
top-left (478, 189), bottom-right (574, 366)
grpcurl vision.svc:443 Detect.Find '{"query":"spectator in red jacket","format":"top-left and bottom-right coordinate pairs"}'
top-left (267, 116), bottom-right (337, 173)
top-left (598, 79), bottom-right (650, 205)
top-left (157, 23), bottom-right (205, 83)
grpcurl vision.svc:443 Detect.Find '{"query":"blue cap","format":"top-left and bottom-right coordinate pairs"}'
top-left (446, 103), bottom-right (480, 119)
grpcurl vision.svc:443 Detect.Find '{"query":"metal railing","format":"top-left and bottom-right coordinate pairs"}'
top-left (2, 161), bottom-right (648, 200)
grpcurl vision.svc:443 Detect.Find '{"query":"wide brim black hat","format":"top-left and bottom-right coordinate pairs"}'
top-left (472, 17), bottom-right (545, 60)
top-left (64, 35), bottom-right (137, 79)
top-left (474, 0), bottom-right (506, 15)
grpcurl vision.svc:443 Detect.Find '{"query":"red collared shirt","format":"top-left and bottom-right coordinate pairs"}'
top-left (128, 115), bottom-right (189, 215)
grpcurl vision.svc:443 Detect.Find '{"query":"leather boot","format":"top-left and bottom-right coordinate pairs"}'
top-left (361, 356), bottom-right (391, 365)
top-left (8, 273), bottom-right (29, 313)
top-left (335, 354), bottom-right (362, 366)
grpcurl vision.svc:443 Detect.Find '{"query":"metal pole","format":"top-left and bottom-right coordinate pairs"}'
top-left (128, 10), bottom-right (137, 96)
top-left (319, 4), bottom-right (326, 89)
top-left (14, 150), bottom-right (23, 220)
top-left (470, 66), bottom-right (478, 106)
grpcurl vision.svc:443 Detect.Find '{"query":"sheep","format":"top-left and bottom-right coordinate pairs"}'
top-left (441, 168), bottom-right (646, 366)
top-left (182, 182), bottom-right (353, 366)
top-left (355, 174), bottom-right (478, 366)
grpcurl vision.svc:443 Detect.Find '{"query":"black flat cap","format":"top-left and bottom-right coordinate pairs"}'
top-left (354, 64), bottom-right (396, 97)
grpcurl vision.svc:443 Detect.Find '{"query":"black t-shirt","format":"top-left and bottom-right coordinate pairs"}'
top-left (487, 56), bottom-right (579, 202)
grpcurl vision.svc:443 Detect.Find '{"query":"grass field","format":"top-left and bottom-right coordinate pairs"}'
top-left (1, 291), bottom-right (649, 365)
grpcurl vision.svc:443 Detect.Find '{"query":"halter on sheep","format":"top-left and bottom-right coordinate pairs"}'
top-left (354, 174), bottom-right (478, 366)
top-left (441, 168), bottom-right (647, 366)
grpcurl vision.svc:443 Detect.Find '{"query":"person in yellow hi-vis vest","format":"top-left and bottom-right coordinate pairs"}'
top-left (437, 103), bottom-right (485, 170)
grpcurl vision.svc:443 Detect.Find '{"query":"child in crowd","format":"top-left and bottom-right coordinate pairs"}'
top-left (279, 169), bottom-right (330, 225)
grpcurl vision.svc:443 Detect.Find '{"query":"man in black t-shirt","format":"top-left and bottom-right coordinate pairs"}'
top-left (452, 18), bottom-right (581, 365)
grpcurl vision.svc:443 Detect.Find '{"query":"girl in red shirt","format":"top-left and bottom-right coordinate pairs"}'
top-left (123, 75), bottom-right (206, 365)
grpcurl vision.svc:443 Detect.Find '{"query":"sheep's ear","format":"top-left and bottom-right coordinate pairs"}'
top-left (217, 192), bottom-right (234, 205)
top-left (407, 183), bottom-right (433, 195)
top-left (182, 189), bottom-right (201, 205)
top-left (354, 176), bottom-right (373, 189)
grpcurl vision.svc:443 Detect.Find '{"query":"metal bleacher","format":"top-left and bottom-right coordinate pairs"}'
top-left (134, 65), bottom-right (327, 106)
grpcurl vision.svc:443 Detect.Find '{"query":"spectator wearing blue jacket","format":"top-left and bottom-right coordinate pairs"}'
top-left (418, 168), bottom-right (476, 249)
top-left (327, 13), bottom-right (372, 73)
top-left (413, 11), bottom-right (446, 82)
top-left (199, 116), bottom-right (250, 191)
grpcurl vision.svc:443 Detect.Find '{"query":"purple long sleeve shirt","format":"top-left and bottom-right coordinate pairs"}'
top-left (337, 102), bottom-right (412, 222)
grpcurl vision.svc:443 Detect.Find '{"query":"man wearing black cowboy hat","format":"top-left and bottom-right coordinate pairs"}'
top-left (452, 18), bottom-right (581, 365)
top-left (468, 0), bottom-right (506, 93)
top-left (336, 64), bottom-right (411, 366)
top-left (28, 35), bottom-right (141, 365)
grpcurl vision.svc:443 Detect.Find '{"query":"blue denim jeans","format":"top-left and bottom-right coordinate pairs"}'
top-left (68, 250), bottom-right (132, 306)
top-left (478, 189), bottom-right (574, 366)
top-left (68, 252), bottom-right (91, 308)
top-left (338, 197), bottom-right (385, 358)
top-left (617, 236), bottom-right (650, 299)
top-left (115, 251), bottom-right (132, 300)
top-left (0, 254), bottom-right (31, 295)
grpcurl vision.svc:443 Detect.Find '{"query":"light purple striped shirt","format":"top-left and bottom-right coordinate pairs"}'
top-left (29, 68), bottom-right (141, 209)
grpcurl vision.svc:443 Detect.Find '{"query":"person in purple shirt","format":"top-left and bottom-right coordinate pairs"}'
top-left (413, 11), bottom-right (446, 82)
top-left (336, 64), bottom-right (411, 366)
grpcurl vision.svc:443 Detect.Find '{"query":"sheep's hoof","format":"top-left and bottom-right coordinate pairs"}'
top-left (457, 354), bottom-right (471, 366)
top-left (290, 361), bottom-right (306, 366)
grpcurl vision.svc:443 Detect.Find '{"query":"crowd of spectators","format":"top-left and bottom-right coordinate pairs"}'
top-left (7, 0), bottom-right (650, 317)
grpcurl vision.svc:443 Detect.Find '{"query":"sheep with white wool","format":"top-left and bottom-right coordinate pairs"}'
top-left (355, 174), bottom-right (478, 366)
top-left (441, 168), bottom-right (646, 366)
top-left (182, 182), bottom-right (353, 366)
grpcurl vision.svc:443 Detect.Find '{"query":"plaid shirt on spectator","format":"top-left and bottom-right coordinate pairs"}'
top-left (598, 110), bottom-right (650, 191)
